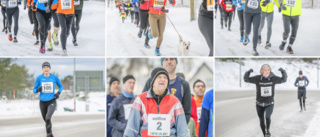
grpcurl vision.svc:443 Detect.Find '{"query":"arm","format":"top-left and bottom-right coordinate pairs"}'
top-left (55, 76), bottom-right (63, 93)
top-left (274, 0), bottom-right (280, 7)
top-left (243, 69), bottom-right (257, 84)
top-left (182, 80), bottom-right (191, 123)
top-left (274, 68), bottom-right (287, 84)
top-left (294, 78), bottom-right (298, 87)
top-left (232, 0), bottom-right (237, 5)
top-left (33, 77), bottom-right (40, 94)
top-left (174, 102), bottom-right (190, 137)
top-left (108, 100), bottom-right (127, 132)
top-left (142, 77), bottom-right (151, 93)
top-left (198, 108), bottom-right (209, 137)
top-left (124, 97), bottom-right (143, 137)
top-left (305, 77), bottom-right (309, 87)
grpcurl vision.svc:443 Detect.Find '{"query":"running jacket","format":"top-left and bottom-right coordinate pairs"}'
top-left (123, 88), bottom-right (190, 137)
top-left (244, 70), bottom-right (287, 103)
top-left (260, 0), bottom-right (279, 13)
top-left (57, 0), bottom-right (74, 14)
top-left (199, 89), bottom-right (214, 137)
top-left (294, 76), bottom-right (309, 92)
top-left (34, 0), bottom-right (58, 11)
top-left (74, 0), bottom-right (83, 10)
top-left (149, 0), bottom-right (175, 15)
top-left (221, 0), bottom-right (233, 12)
top-left (232, 0), bottom-right (245, 11)
top-left (281, 0), bottom-right (301, 16)
top-left (33, 73), bottom-right (63, 101)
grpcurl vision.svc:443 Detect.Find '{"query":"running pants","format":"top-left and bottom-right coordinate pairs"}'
top-left (40, 99), bottom-right (56, 134)
top-left (256, 104), bottom-right (274, 136)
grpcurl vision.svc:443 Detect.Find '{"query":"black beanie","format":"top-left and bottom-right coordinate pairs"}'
top-left (42, 62), bottom-right (51, 69)
top-left (123, 75), bottom-right (135, 84)
top-left (299, 70), bottom-right (303, 75)
top-left (193, 79), bottom-right (206, 88)
top-left (150, 67), bottom-right (170, 88)
top-left (109, 77), bottom-right (120, 86)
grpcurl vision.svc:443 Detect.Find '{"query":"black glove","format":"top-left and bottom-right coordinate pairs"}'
top-left (36, 86), bottom-right (42, 92)
top-left (32, 3), bottom-right (36, 10)
top-left (54, 92), bottom-right (61, 99)
top-left (280, 3), bottom-right (287, 10)
top-left (24, 5), bottom-right (26, 10)
top-left (140, 0), bottom-right (145, 4)
top-left (262, 0), bottom-right (269, 6)
top-left (248, 69), bottom-right (253, 73)
top-left (278, 68), bottom-right (284, 72)
top-left (278, 7), bottom-right (281, 12)
top-left (46, 6), bottom-right (51, 13)
top-left (18, 1), bottom-right (21, 5)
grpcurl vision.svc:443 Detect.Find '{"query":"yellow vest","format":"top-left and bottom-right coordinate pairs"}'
top-left (282, 0), bottom-right (302, 16)
top-left (260, 0), bottom-right (280, 13)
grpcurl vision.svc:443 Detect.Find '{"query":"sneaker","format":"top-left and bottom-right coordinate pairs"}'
top-left (144, 43), bottom-right (150, 49)
top-left (148, 27), bottom-right (153, 39)
top-left (47, 43), bottom-right (53, 51)
top-left (34, 41), bottom-right (39, 45)
top-left (52, 33), bottom-right (59, 46)
top-left (279, 41), bottom-right (286, 51)
top-left (138, 31), bottom-right (142, 38)
top-left (134, 20), bottom-right (137, 24)
top-left (39, 46), bottom-right (45, 54)
top-left (265, 130), bottom-right (271, 137)
top-left (13, 37), bottom-right (18, 43)
top-left (2, 28), bottom-right (5, 32)
top-left (240, 37), bottom-right (244, 42)
top-left (252, 50), bottom-right (259, 56)
top-left (258, 36), bottom-right (262, 44)
top-left (8, 34), bottom-right (12, 41)
top-left (286, 46), bottom-right (294, 54)
top-left (265, 42), bottom-right (271, 49)
top-left (155, 48), bottom-right (161, 56)
top-left (243, 38), bottom-right (249, 46)
top-left (228, 27), bottom-right (231, 31)
top-left (73, 39), bottom-right (78, 46)
top-left (62, 49), bottom-right (68, 56)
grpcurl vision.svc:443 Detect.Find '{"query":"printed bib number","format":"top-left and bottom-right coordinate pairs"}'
top-left (8, 0), bottom-right (17, 7)
top-left (38, 0), bottom-right (48, 3)
top-left (153, 0), bottom-right (164, 10)
top-left (207, 0), bottom-right (214, 11)
top-left (286, 0), bottom-right (296, 7)
top-left (226, 2), bottom-right (232, 11)
top-left (261, 86), bottom-right (272, 97)
top-left (42, 82), bottom-right (53, 93)
top-left (197, 107), bottom-right (202, 122)
top-left (247, 0), bottom-right (258, 9)
top-left (61, 0), bottom-right (72, 9)
top-left (74, 0), bottom-right (80, 5)
top-left (123, 104), bottom-right (132, 120)
top-left (298, 80), bottom-right (305, 87)
top-left (148, 114), bottom-right (171, 136)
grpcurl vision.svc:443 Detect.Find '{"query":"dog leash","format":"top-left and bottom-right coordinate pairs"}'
top-left (166, 14), bottom-right (182, 41)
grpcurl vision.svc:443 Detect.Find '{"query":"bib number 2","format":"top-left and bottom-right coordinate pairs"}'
top-left (148, 114), bottom-right (170, 136)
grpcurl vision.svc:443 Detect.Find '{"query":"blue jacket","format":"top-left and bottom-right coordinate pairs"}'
top-left (294, 76), bottom-right (309, 92)
top-left (33, 73), bottom-right (63, 101)
top-left (34, 0), bottom-right (58, 11)
top-left (199, 89), bottom-right (213, 137)
top-left (232, 0), bottom-right (245, 11)
top-left (107, 94), bottom-right (115, 137)
top-left (4, 0), bottom-right (21, 8)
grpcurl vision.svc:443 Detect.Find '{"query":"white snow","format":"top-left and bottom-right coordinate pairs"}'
top-left (106, 6), bottom-right (210, 56)
top-left (215, 8), bottom-right (320, 56)
top-left (0, 1), bottom-right (105, 56)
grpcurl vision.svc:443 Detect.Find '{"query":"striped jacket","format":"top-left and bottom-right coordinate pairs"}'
top-left (124, 89), bottom-right (190, 137)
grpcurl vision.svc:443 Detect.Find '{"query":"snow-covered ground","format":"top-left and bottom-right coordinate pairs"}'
top-left (0, 1), bottom-right (105, 56)
top-left (106, 6), bottom-right (210, 56)
top-left (215, 8), bottom-right (320, 56)
top-left (0, 92), bottom-right (105, 118)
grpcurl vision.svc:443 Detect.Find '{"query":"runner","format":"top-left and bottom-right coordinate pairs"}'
top-left (278, 0), bottom-right (302, 54)
top-left (51, 1), bottom-right (60, 46)
top-left (123, 67), bottom-right (190, 137)
top-left (33, 62), bottom-right (63, 137)
top-left (244, 64), bottom-right (287, 137)
top-left (258, 0), bottom-right (279, 49)
top-left (5, 0), bottom-right (21, 42)
top-left (107, 77), bottom-right (121, 137)
top-left (29, 0), bottom-right (40, 45)
top-left (71, 0), bottom-right (83, 46)
top-left (218, 0), bottom-right (225, 29)
top-left (132, 1), bottom-right (139, 27)
top-left (242, 0), bottom-right (267, 56)
top-left (193, 79), bottom-right (206, 136)
top-left (1, 0), bottom-right (7, 33)
top-left (127, 2), bottom-right (134, 23)
top-left (33, 0), bottom-right (57, 53)
top-left (221, 0), bottom-right (233, 31)
top-left (198, 0), bottom-right (213, 56)
top-left (24, 0), bottom-right (33, 25)
top-left (232, 0), bottom-right (250, 42)
top-left (57, 0), bottom-right (75, 56)
top-left (120, 4), bottom-right (126, 23)
top-left (147, 0), bottom-right (176, 56)
top-left (294, 70), bottom-right (309, 112)
top-left (199, 89), bottom-right (214, 137)
top-left (135, 0), bottom-right (151, 48)
top-left (108, 75), bottom-right (136, 137)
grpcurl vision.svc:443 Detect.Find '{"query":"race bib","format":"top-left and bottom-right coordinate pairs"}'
top-left (42, 82), bottom-right (53, 93)
top-left (148, 114), bottom-right (171, 136)
top-left (226, 2), bottom-right (232, 11)
top-left (153, 0), bottom-right (164, 10)
top-left (261, 86), bottom-right (272, 97)
top-left (247, 0), bottom-right (258, 9)
top-left (207, 0), bottom-right (214, 11)
top-left (74, 0), bottom-right (80, 5)
top-left (38, 0), bottom-right (48, 3)
top-left (61, 0), bottom-right (72, 9)
top-left (298, 80), bottom-right (305, 87)
top-left (125, 7), bottom-right (127, 10)
top-left (1, 1), bottom-right (6, 6)
top-left (8, 0), bottom-right (17, 7)
top-left (123, 104), bottom-right (132, 120)
top-left (286, 0), bottom-right (296, 7)
top-left (197, 107), bottom-right (202, 122)
top-left (241, 0), bottom-right (245, 3)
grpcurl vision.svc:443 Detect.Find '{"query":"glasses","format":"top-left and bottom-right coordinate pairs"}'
top-left (195, 85), bottom-right (205, 88)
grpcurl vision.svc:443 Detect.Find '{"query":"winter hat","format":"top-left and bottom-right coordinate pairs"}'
top-left (161, 58), bottom-right (178, 66)
top-left (260, 64), bottom-right (271, 74)
top-left (299, 70), bottom-right (303, 75)
top-left (193, 79), bottom-right (206, 88)
top-left (109, 77), bottom-right (120, 86)
top-left (150, 67), bottom-right (170, 88)
top-left (123, 75), bottom-right (135, 84)
top-left (42, 62), bottom-right (51, 69)
top-left (176, 72), bottom-right (185, 80)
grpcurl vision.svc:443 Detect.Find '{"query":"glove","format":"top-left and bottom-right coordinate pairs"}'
top-left (262, 0), bottom-right (269, 6)
top-left (32, 3), bottom-right (36, 10)
top-left (18, 1), bottom-right (21, 5)
top-left (24, 5), bottom-right (26, 10)
top-left (278, 7), bottom-right (281, 12)
top-left (278, 68), bottom-right (284, 72)
top-left (140, 0), bottom-right (145, 4)
top-left (237, 3), bottom-right (242, 8)
top-left (169, 0), bottom-right (174, 4)
top-left (46, 6), bottom-right (50, 13)
top-left (54, 92), bottom-right (61, 99)
top-left (36, 86), bottom-right (42, 92)
top-left (248, 69), bottom-right (253, 73)
top-left (280, 3), bottom-right (286, 10)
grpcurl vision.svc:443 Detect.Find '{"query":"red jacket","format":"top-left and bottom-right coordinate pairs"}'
top-left (221, 0), bottom-right (233, 12)
top-left (190, 96), bottom-right (198, 127)
top-left (139, 0), bottom-right (151, 10)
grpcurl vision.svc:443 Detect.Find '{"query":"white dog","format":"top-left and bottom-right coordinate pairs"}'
top-left (178, 38), bottom-right (190, 56)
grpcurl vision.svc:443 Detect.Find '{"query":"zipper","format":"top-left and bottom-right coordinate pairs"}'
top-left (157, 95), bottom-right (160, 114)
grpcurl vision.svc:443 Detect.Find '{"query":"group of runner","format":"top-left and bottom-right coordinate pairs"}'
top-left (0, 0), bottom-right (84, 56)
top-left (216, 0), bottom-right (302, 56)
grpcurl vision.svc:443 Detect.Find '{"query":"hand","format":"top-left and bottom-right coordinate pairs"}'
top-left (140, 0), bottom-right (145, 4)
top-left (248, 69), bottom-right (253, 73)
top-left (169, 0), bottom-right (174, 4)
top-left (280, 3), bottom-right (287, 10)
top-left (45, 6), bottom-right (50, 13)
top-left (237, 3), bottom-right (242, 8)
top-left (278, 68), bottom-right (284, 72)
top-left (54, 92), bottom-right (61, 99)
top-left (262, 0), bottom-right (269, 6)
top-left (32, 3), bottom-right (36, 10)
top-left (24, 6), bottom-right (26, 10)
top-left (36, 86), bottom-right (42, 92)
top-left (278, 7), bottom-right (281, 13)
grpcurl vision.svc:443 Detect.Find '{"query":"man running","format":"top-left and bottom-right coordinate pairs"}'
top-left (135, 0), bottom-right (151, 48)
top-left (294, 70), bottom-right (309, 112)
top-left (5, 0), bottom-right (21, 42)
top-left (220, 0), bottom-right (233, 31)
top-left (1, 0), bottom-right (8, 34)
top-left (71, 0), bottom-right (83, 46)
top-left (233, 0), bottom-right (250, 42)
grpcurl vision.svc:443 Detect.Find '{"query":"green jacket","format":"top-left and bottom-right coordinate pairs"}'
top-left (260, 0), bottom-right (280, 13)
top-left (281, 0), bottom-right (301, 16)
top-left (188, 118), bottom-right (197, 137)
top-left (74, 0), bottom-right (84, 10)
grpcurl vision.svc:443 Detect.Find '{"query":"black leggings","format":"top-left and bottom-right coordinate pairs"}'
top-left (6, 7), bottom-right (19, 36)
top-left (71, 10), bottom-right (82, 40)
top-left (244, 12), bottom-right (261, 50)
top-left (1, 7), bottom-right (6, 29)
top-left (224, 11), bottom-right (233, 28)
top-left (28, 7), bottom-right (34, 24)
top-left (135, 11), bottom-right (139, 25)
top-left (32, 10), bottom-right (39, 40)
top-left (256, 104), bottom-right (274, 136)
top-left (237, 10), bottom-right (244, 37)
top-left (198, 14), bottom-right (213, 56)
top-left (36, 9), bottom-right (52, 47)
top-left (40, 99), bottom-right (56, 134)
top-left (51, 10), bottom-right (59, 28)
top-left (58, 13), bottom-right (74, 50)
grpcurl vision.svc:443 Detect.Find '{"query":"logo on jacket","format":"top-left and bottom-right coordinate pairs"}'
top-left (170, 88), bottom-right (177, 95)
